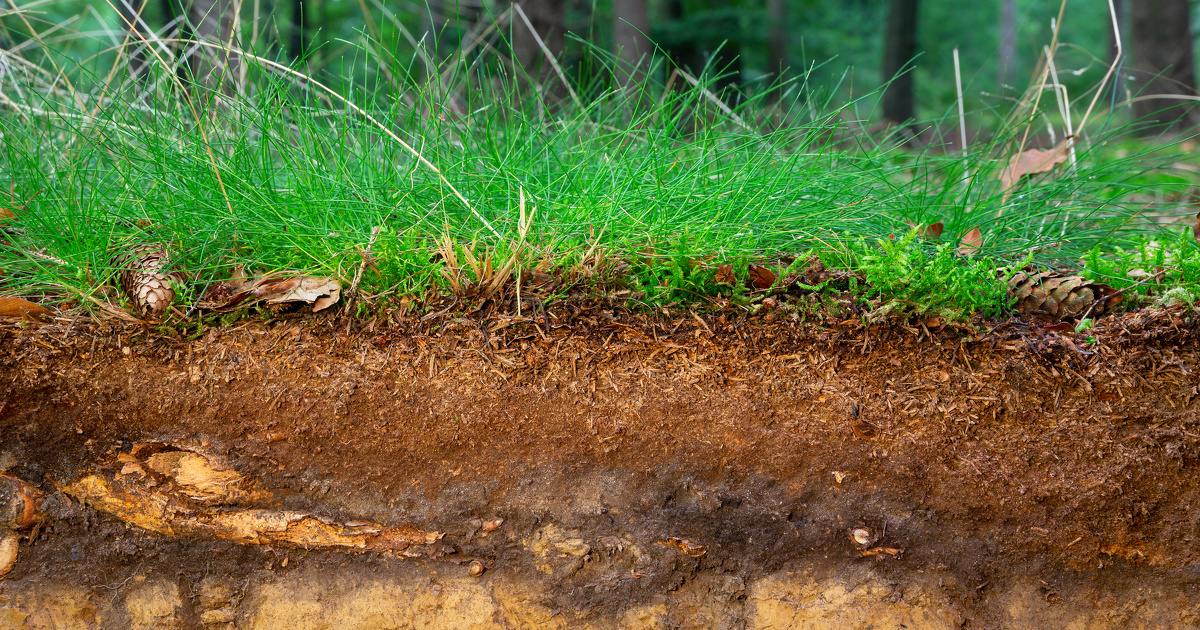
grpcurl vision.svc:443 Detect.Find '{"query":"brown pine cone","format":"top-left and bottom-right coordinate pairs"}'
top-left (110, 242), bottom-right (187, 317)
top-left (1007, 269), bottom-right (1121, 319)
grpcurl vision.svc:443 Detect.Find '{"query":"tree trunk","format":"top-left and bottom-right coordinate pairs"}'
top-left (290, 0), bottom-right (305, 61)
top-left (511, 0), bottom-right (565, 83)
top-left (766, 0), bottom-right (787, 100)
top-left (184, 0), bottom-right (242, 99)
top-left (1130, 0), bottom-right (1197, 133)
top-left (881, 0), bottom-right (919, 126)
top-left (998, 0), bottom-right (1015, 88)
top-left (116, 0), bottom-right (152, 83)
top-left (613, 0), bottom-right (651, 88)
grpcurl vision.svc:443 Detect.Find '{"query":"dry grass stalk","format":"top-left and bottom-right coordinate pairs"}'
top-left (437, 188), bottom-right (535, 300)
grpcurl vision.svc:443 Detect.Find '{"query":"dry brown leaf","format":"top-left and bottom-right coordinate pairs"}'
top-left (0, 297), bottom-right (53, 321)
top-left (999, 140), bottom-right (1070, 201)
top-left (905, 220), bottom-right (943, 238)
top-left (748, 264), bottom-right (776, 290)
top-left (714, 264), bottom-right (735, 285)
top-left (959, 228), bottom-right (983, 256)
top-left (199, 271), bottom-right (341, 313)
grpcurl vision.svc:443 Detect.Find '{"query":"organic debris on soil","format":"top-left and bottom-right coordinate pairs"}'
top-left (109, 241), bottom-right (187, 317)
top-left (999, 140), bottom-right (1072, 201)
top-left (1008, 268), bottom-right (1123, 318)
top-left (0, 297), bottom-right (53, 322)
top-left (198, 267), bottom-right (341, 313)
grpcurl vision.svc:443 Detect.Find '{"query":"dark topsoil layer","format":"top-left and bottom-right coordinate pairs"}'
top-left (2, 304), bottom-right (1200, 624)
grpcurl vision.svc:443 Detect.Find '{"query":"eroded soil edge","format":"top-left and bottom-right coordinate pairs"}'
top-left (1, 310), bottom-right (1199, 629)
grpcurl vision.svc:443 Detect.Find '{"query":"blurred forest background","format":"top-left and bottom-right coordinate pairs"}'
top-left (1, 0), bottom-right (1197, 136)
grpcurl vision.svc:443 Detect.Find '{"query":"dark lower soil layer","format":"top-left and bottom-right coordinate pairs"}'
top-left (1, 307), bottom-right (1199, 629)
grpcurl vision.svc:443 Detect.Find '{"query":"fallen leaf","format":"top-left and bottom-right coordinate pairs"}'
top-left (0, 297), bottom-right (53, 321)
top-left (748, 264), bottom-right (776, 290)
top-left (999, 140), bottom-right (1070, 201)
top-left (959, 227), bottom-right (982, 256)
top-left (714, 264), bottom-right (735, 285)
top-left (905, 220), bottom-right (943, 238)
top-left (1, 182), bottom-right (38, 221)
top-left (199, 272), bottom-right (341, 313)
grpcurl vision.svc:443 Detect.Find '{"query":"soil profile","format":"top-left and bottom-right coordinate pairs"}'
top-left (0, 304), bottom-right (1199, 628)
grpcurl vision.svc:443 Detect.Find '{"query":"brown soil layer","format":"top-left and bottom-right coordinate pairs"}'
top-left (1, 307), bottom-right (1200, 628)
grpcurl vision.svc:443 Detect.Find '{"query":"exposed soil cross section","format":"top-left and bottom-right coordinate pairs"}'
top-left (0, 306), bottom-right (1199, 628)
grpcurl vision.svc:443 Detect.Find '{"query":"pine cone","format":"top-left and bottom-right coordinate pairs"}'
top-left (110, 242), bottom-right (187, 317)
top-left (1007, 269), bottom-right (1121, 318)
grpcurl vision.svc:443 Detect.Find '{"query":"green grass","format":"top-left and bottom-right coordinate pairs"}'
top-left (1, 7), bottom-right (1198, 322)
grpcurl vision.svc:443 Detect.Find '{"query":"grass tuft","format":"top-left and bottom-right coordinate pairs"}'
top-left (0, 4), bottom-right (1197, 322)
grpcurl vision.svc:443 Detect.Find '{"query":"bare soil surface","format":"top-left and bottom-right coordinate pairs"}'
top-left (1, 305), bottom-right (1200, 628)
